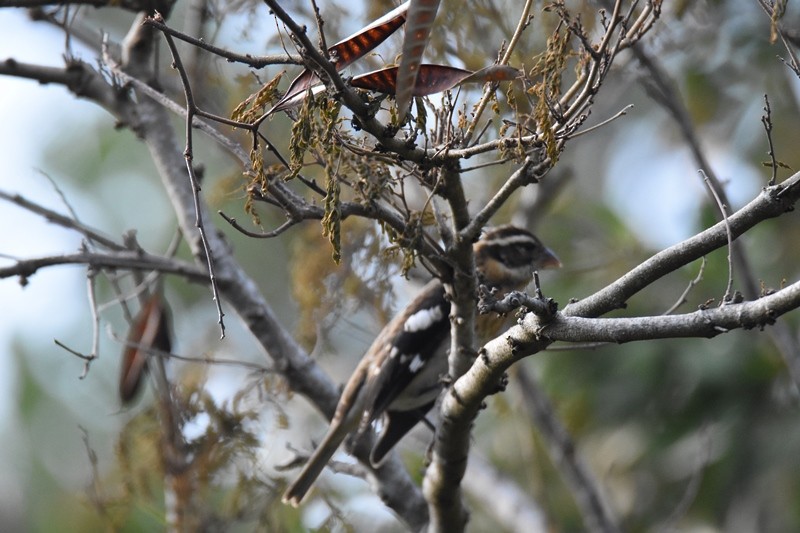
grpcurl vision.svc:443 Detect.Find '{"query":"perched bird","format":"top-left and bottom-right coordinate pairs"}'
top-left (283, 226), bottom-right (560, 505)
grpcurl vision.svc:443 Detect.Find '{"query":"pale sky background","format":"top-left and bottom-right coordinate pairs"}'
top-left (0, 13), bottom-right (95, 415)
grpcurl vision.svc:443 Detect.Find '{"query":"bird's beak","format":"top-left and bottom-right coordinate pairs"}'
top-left (539, 247), bottom-right (562, 269)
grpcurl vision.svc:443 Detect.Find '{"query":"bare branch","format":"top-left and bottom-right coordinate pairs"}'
top-left (761, 93), bottom-right (778, 186)
top-left (142, 14), bottom-right (302, 68)
top-left (566, 173), bottom-right (800, 319)
top-left (542, 283), bottom-right (800, 343)
top-left (432, 171), bottom-right (800, 532)
top-left (83, 265), bottom-right (101, 377)
top-left (0, 249), bottom-right (207, 282)
top-left (465, 154), bottom-right (550, 240)
top-left (478, 286), bottom-right (557, 319)
top-left (700, 170), bottom-right (735, 304)
top-left (218, 212), bottom-right (298, 239)
top-left (119, 38), bottom-right (429, 532)
top-left (0, 189), bottom-right (124, 251)
top-left (149, 13), bottom-right (226, 337)
top-left (756, 0), bottom-right (800, 77)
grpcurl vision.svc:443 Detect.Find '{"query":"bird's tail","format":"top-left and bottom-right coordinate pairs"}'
top-left (282, 418), bottom-right (353, 506)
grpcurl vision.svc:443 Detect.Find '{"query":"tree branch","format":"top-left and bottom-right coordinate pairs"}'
top-left (0, 189), bottom-right (124, 251)
top-left (0, 250), bottom-right (207, 283)
top-left (433, 171), bottom-right (800, 532)
top-left (118, 22), bottom-right (429, 528)
top-left (0, 0), bottom-right (163, 11)
top-left (540, 283), bottom-right (800, 343)
top-left (423, 165), bottom-right (475, 531)
top-left (566, 173), bottom-right (800, 319)
top-left (143, 14), bottom-right (302, 68)
top-left (0, 16), bottom-right (430, 528)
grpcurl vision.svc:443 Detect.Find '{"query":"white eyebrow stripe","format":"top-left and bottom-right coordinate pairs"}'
top-left (404, 306), bottom-right (444, 332)
top-left (482, 235), bottom-right (536, 247)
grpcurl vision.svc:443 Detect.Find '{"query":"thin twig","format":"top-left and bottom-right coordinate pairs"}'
top-left (700, 170), bottom-right (735, 304)
top-left (756, 0), bottom-right (800, 77)
top-left (155, 12), bottom-right (226, 338)
top-left (463, 0), bottom-right (535, 146)
top-left (761, 93), bottom-right (778, 186)
top-left (568, 104), bottom-right (633, 139)
top-left (218, 212), bottom-right (298, 239)
top-left (84, 263), bottom-right (101, 378)
top-left (0, 190), bottom-right (124, 251)
top-left (54, 338), bottom-right (94, 365)
top-left (142, 15), bottom-right (302, 68)
top-left (662, 257), bottom-right (706, 316)
top-left (460, 155), bottom-right (515, 173)
top-left (310, 0), bottom-right (329, 58)
top-left (114, 337), bottom-right (272, 373)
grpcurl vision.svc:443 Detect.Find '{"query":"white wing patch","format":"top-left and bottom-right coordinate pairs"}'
top-left (408, 354), bottom-right (425, 372)
top-left (404, 305), bottom-right (444, 332)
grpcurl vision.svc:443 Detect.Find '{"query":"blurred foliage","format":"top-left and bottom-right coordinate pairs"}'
top-left (3, 0), bottom-right (800, 532)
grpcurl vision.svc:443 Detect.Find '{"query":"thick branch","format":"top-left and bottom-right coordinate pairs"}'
top-left (540, 282), bottom-right (800, 343)
top-left (435, 172), bottom-right (800, 532)
top-left (565, 173), bottom-right (800, 318)
top-left (423, 166), bottom-right (475, 531)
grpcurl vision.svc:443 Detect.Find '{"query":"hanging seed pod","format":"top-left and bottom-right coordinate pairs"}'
top-left (119, 291), bottom-right (171, 404)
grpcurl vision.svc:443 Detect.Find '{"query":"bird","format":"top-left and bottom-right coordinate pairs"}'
top-left (282, 225), bottom-right (560, 505)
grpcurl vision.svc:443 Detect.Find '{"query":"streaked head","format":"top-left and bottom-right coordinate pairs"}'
top-left (474, 225), bottom-right (561, 291)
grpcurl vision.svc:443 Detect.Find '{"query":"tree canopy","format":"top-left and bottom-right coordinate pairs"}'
top-left (1, 1), bottom-right (800, 531)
